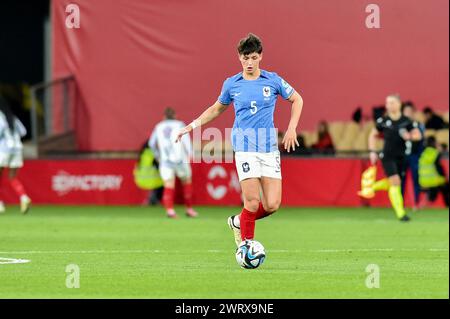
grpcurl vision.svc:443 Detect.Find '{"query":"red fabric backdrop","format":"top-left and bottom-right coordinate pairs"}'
top-left (52, 0), bottom-right (449, 151)
top-left (1, 158), bottom-right (447, 207)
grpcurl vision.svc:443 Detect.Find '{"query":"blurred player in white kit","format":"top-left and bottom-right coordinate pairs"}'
top-left (149, 107), bottom-right (198, 218)
top-left (0, 96), bottom-right (32, 214)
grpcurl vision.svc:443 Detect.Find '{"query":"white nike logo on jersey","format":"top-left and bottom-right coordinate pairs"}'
top-left (233, 92), bottom-right (241, 97)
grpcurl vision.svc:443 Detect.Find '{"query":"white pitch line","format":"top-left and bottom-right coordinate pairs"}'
top-left (0, 257), bottom-right (31, 265)
top-left (0, 248), bottom-right (447, 255)
top-left (314, 248), bottom-right (449, 253)
top-left (0, 250), bottom-right (160, 254)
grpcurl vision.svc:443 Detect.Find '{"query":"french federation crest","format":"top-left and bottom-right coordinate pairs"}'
top-left (242, 162), bottom-right (250, 173)
top-left (263, 86), bottom-right (271, 97)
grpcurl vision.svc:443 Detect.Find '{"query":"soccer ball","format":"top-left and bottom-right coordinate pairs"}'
top-left (235, 240), bottom-right (266, 269)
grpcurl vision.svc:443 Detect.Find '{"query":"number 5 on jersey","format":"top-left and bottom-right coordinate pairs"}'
top-left (250, 101), bottom-right (258, 114)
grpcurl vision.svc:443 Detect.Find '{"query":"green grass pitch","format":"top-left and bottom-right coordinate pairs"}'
top-left (0, 205), bottom-right (448, 298)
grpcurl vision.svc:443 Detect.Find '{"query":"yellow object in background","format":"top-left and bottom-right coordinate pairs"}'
top-left (419, 147), bottom-right (447, 188)
top-left (357, 166), bottom-right (377, 199)
top-left (134, 148), bottom-right (164, 190)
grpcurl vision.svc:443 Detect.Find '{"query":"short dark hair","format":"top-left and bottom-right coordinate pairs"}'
top-left (426, 136), bottom-right (437, 148)
top-left (423, 106), bottom-right (433, 114)
top-left (164, 107), bottom-right (176, 119)
top-left (402, 101), bottom-right (415, 112)
top-left (237, 33), bottom-right (263, 56)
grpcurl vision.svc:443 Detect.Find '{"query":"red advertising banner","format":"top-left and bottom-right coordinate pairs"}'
top-left (1, 160), bottom-right (146, 205)
top-left (1, 158), bottom-right (447, 207)
top-left (52, 0), bottom-right (449, 151)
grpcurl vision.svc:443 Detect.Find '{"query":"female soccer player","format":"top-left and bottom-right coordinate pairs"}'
top-left (176, 33), bottom-right (304, 245)
top-left (362, 94), bottom-right (421, 221)
top-left (150, 107), bottom-right (198, 218)
top-left (0, 96), bottom-right (31, 214)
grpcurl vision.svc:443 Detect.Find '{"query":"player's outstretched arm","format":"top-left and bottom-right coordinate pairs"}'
top-left (175, 101), bottom-right (228, 142)
top-left (282, 91), bottom-right (303, 152)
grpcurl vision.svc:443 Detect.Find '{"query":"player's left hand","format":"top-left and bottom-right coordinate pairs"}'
top-left (282, 128), bottom-right (299, 153)
top-left (175, 126), bottom-right (190, 143)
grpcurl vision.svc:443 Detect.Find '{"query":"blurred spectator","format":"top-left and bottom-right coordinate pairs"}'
top-left (423, 106), bottom-right (446, 130)
top-left (418, 136), bottom-right (449, 207)
top-left (292, 134), bottom-right (312, 156)
top-left (312, 121), bottom-right (335, 154)
top-left (372, 105), bottom-right (386, 122)
top-left (402, 100), bottom-right (415, 113)
top-left (278, 131), bottom-right (311, 155)
top-left (352, 106), bottom-right (362, 124)
top-left (134, 141), bottom-right (164, 206)
top-left (402, 102), bottom-right (425, 209)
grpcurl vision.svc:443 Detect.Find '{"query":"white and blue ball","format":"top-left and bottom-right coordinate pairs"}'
top-left (235, 240), bottom-right (266, 269)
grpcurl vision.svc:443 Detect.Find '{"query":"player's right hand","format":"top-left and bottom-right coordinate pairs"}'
top-left (369, 151), bottom-right (378, 165)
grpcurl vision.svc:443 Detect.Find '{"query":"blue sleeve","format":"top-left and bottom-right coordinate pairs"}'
top-left (218, 78), bottom-right (232, 105)
top-left (274, 73), bottom-right (295, 100)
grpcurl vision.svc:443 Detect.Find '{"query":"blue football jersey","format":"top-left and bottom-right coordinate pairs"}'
top-left (218, 69), bottom-right (295, 152)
